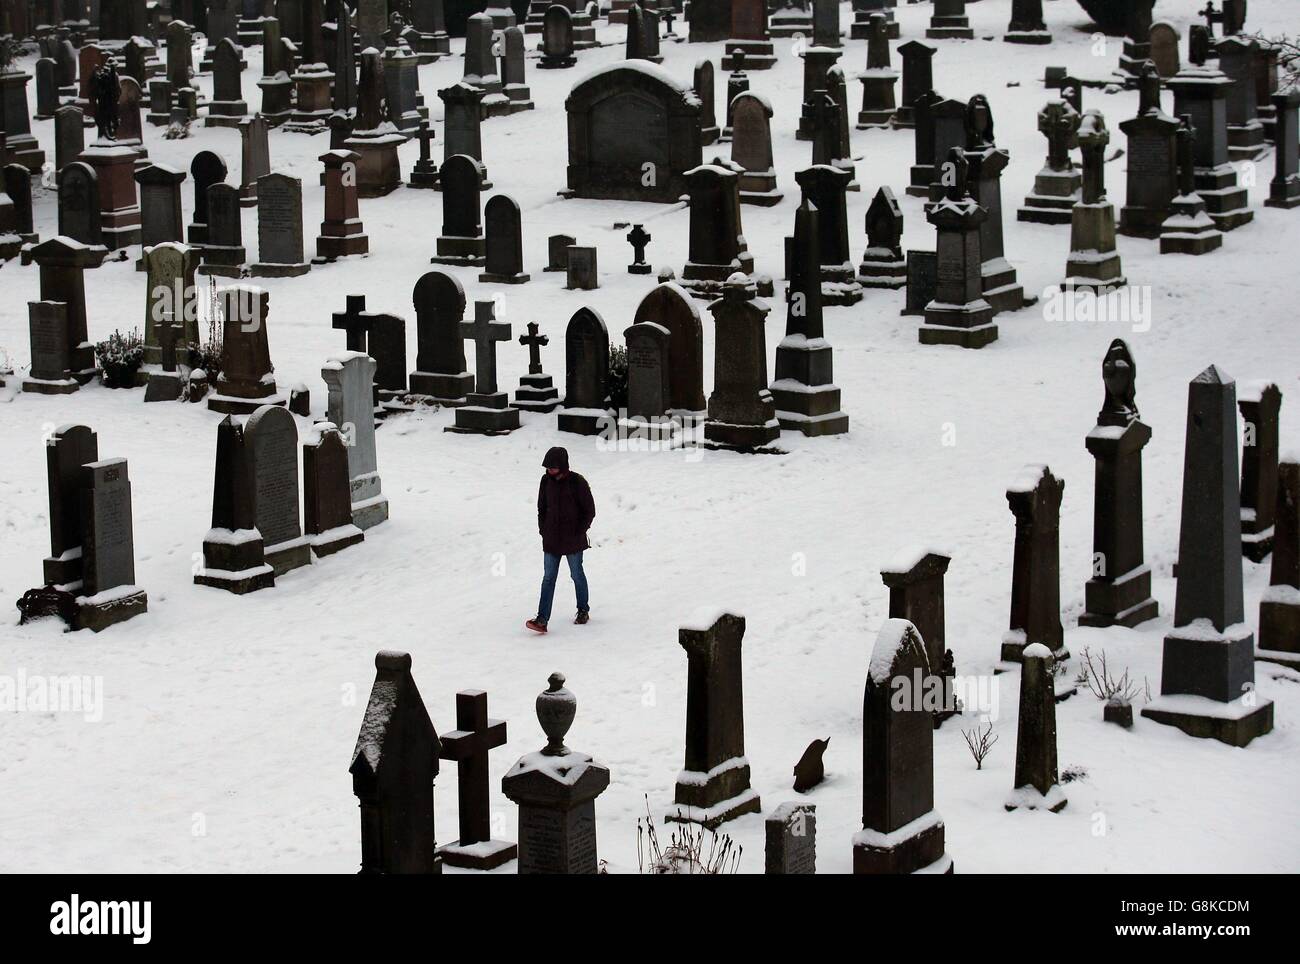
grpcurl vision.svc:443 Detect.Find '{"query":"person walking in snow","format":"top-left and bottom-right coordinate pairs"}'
top-left (526, 447), bottom-right (595, 634)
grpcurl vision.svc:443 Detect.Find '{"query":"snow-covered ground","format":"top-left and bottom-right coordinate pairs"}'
top-left (1, 0), bottom-right (1298, 873)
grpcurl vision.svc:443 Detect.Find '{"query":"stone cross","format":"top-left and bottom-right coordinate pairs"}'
top-left (1137, 62), bottom-right (1162, 115)
top-left (437, 690), bottom-right (517, 870)
top-left (332, 294), bottom-right (371, 352)
top-left (415, 120), bottom-right (436, 169)
top-left (460, 299), bottom-right (511, 396)
top-left (626, 223), bottom-right (651, 270)
top-left (518, 321), bottom-right (548, 375)
top-left (1199, 1), bottom-right (1222, 34)
top-left (1039, 100), bottom-right (1080, 171)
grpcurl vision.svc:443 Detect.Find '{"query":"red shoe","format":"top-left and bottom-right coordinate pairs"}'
top-left (526, 618), bottom-right (548, 634)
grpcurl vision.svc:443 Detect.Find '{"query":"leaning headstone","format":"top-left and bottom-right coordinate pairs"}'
top-left (1142, 366), bottom-right (1274, 746)
top-left (479, 194), bottom-right (529, 284)
top-left (1005, 645), bottom-right (1067, 812)
top-left (73, 458), bottom-right (148, 632)
top-left (854, 619), bottom-right (953, 874)
top-left (349, 651), bottom-right (442, 874)
top-left (772, 198), bottom-right (848, 437)
top-left (1000, 464), bottom-right (1067, 665)
top-left (669, 612), bottom-right (762, 829)
top-left (437, 690), bottom-right (519, 870)
top-left (1238, 382), bottom-right (1282, 562)
top-left (704, 274), bottom-right (780, 450)
top-left (323, 351), bottom-right (390, 530)
top-left (1257, 459), bottom-right (1300, 668)
top-left (501, 673), bottom-right (610, 874)
top-left (409, 270), bottom-right (473, 405)
top-left (1080, 340), bottom-right (1159, 628)
top-left (765, 803), bottom-right (816, 875)
top-left (556, 306), bottom-right (612, 436)
top-left (304, 422), bottom-right (366, 558)
top-left (250, 172), bottom-right (310, 277)
top-left (245, 404), bottom-right (310, 575)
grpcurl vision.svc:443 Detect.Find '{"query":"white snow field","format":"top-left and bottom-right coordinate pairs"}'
top-left (1, 0), bottom-right (1298, 873)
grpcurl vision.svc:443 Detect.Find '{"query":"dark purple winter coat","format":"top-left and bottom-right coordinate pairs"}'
top-left (537, 447), bottom-right (595, 556)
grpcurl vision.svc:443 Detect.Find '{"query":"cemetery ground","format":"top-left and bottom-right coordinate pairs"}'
top-left (1, 1), bottom-right (1298, 874)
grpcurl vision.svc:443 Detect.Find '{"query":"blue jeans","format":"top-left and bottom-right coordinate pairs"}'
top-left (537, 551), bottom-right (589, 623)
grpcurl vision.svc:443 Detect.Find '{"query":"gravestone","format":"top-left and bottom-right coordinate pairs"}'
top-left (1004, 0), bottom-right (1050, 45)
top-left (316, 149), bottom-right (369, 262)
top-left (134, 163), bottom-right (186, 252)
top-left (856, 15), bottom-right (898, 130)
top-left (1238, 382), bottom-right (1282, 562)
top-left (812, 0), bottom-right (840, 48)
top-left (437, 690), bottom-right (518, 870)
top-left (1160, 115), bottom-right (1224, 254)
top-left (187, 151), bottom-right (228, 247)
top-left (323, 351), bottom-right (390, 529)
top-left (198, 417), bottom-right (277, 592)
top-left (857, 186), bottom-right (906, 288)
top-left (238, 116), bottom-right (271, 208)
top-left (557, 306), bottom-right (612, 436)
top-left (563, 62), bottom-right (703, 203)
top-left (500, 26), bottom-right (535, 114)
top-left (207, 38), bottom-right (248, 127)
top-left (546, 234), bottom-right (576, 272)
top-left (669, 612), bottom-right (762, 829)
top-left (446, 300), bottom-right (521, 435)
top-left (58, 161), bottom-right (104, 250)
top-left (513, 321), bottom-right (560, 413)
top-left (55, 106), bottom-right (86, 174)
top-left (926, 0), bottom-right (972, 40)
top-left (409, 270), bottom-right (474, 405)
top-left (1217, 37), bottom-right (1265, 162)
top-left (772, 198), bottom-right (848, 437)
top-left (771, 0), bottom-right (813, 39)
top-left (722, 0), bottom-right (775, 71)
top-left (881, 549), bottom-right (958, 724)
top-left (565, 245), bottom-right (598, 291)
top-left (906, 90), bottom-right (942, 196)
top-left (1258, 459), bottom-right (1300, 668)
top-left (304, 422), bottom-right (366, 558)
top-left (704, 274), bottom-right (779, 450)
top-left (921, 149), bottom-right (997, 348)
top-left (35, 58), bottom-right (59, 120)
top-left (626, 224), bottom-right (651, 274)
top-left (409, 120), bottom-right (439, 189)
top-left (4, 164), bottom-right (37, 244)
top-left (199, 183), bottom-right (248, 277)
top-left (74, 458), bottom-right (148, 632)
top-left (367, 314), bottom-right (410, 413)
top-left (539, 6), bottom-right (577, 70)
top-left (1063, 109), bottom-right (1126, 292)
top-left (462, 13), bottom-right (506, 114)
top-left (479, 194), bottom-right (529, 284)
top-left (1167, 62), bottom-right (1253, 231)
top-left (25, 302), bottom-right (79, 395)
top-left (680, 161), bottom-right (767, 300)
top-left (1264, 90), bottom-right (1300, 209)
top-left (895, 40), bottom-right (935, 129)
top-left (765, 803), bottom-right (816, 875)
top-left (344, 50), bottom-right (405, 197)
top-left (901, 249), bottom-right (938, 317)
top-left (350, 651), bottom-right (442, 874)
top-left (1080, 340), bottom-right (1159, 628)
top-left (731, 92), bottom-right (781, 206)
top-left (251, 172), bottom-right (310, 277)
top-left (621, 321), bottom-right (672, 435)
top-left (1019, 100), bottom-right (1081, 224)
top-left (853, 619), bottom-right (953, 874)
top-left (1150, 21), bottom-right (1181, 77)
top-left (141, 241), bottom-right (199, 366)
top-left (438, 83), bottom-right (490, 184)
top-left (964, 143), bottom-right (1026, 313)
top-left (1001, 464), bottom-right (1067, 665)
top-left (431, 154), bottom-right (486, 267)
top-left (209, 285), bottom-right (284, 414)
top-left (695, 60), bottom-right (719, 146)
top-left (633, 281), bottom-right (706, 413)
top-left (926, 97), bottom-right (968, 200)
top-left (1005, 645), bottom-right (1067, 812)
top-left (23, 237), bottom-right (104, 391)
top-left (357, 0), bottom-right (390, 50)
top-left (41, 425), bottom-right (99, 588)
top-left (723, 58), bottom-right (751, 141)
top-left (1116, 0), bottom-right (1156, 78)
top-left (244, 404), bottom-right (310, 576)
top-left (794, 163), bottom-right (860, 305)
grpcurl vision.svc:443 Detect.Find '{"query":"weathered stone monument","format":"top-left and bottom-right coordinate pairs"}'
top-left (250, 172), bottom-right (310, 277)
top-left (765, 802), bottom-right (816, 874)
top-left (669, 612), bottom-right (762, 829)
top-left (303, 422), bottom-right (365, 558)
top-left (881, 549), bottom-right (958, 725)
top-left (323, 351), bottom-right (390, 530)
top-left (857, 186), bottom-right (906, 288)
top-left (920, 149), bottom-right (997, 349)
top-left (1005, 645), bottom-right (1067, 812)
top-left (1001, 465), bottom-right (1067, 665)
top-left (1238, 382), bottom-right (1282, 562)
top-left (1142, 366), bottom-right (1274, 746)
top-left (208, 285), bottom-right (285, 414)
top-left (1062, 109), bottom-right (1126, 292)
top-left (557, 306), bottom-right (612, 436)
top-left (479, 194), bottom-right (529, 284)
top-left (704, 274), bottom-right (780, 450)
top-left (1257, 459), bottom-right (1300, 668)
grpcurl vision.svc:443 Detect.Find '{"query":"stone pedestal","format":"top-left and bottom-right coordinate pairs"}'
top-left (445, 392), bottom-right (522, 435)
top-left (196, 528), bottom-right (276, 594)
top-left (722, 40), bottom-right (776, 72)
top-left (286, 63), bottom-right (335, 130)
top-left (1063, 202), bottom-right (1126, 292)
top-left (921, 186), bottom-right (998, 350)
top-left (80, 142), bottom-right (142, 250)
top-left (342, 130), bottom-right (405, 199)
top-left (514, 373), bottom-right (560, 412)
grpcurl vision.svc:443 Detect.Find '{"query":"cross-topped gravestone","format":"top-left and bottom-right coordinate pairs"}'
top-left (520, 321), bottom-right (548, 376)
top-left (409, 119), bottom-right (438, 189)
top-left (350, 651), bottom-right (442, 874)
top-left (669, 611), bottom-right (762, 829)
top-left (626, 224), bottom-right (651, 274)
top-left (333, 295), bottom-right (372, 353)
top-left (514, 321), bottom-right (560, 412)
top-left (448, 300), bottom-right (520, 435)
top-left (437, 690), bottom-right (518, 870)
top-left (1064, 109), bottom-right (1126, 291)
